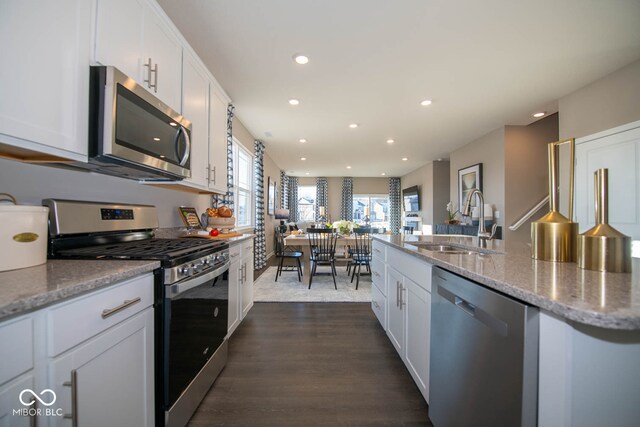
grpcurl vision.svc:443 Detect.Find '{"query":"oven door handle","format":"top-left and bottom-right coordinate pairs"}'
top-left (167, 262), bottom-right (230, 299)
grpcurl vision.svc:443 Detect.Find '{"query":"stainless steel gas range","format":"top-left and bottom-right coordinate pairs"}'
top-left (45, 199), bottom-right (229, 427)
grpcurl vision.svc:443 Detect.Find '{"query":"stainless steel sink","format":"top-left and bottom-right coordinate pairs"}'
top-left (408, 242), bottom-right (480, 255)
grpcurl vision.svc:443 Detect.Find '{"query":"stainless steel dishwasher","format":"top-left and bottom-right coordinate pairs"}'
top-left (429, 267), bottom-right (539, 427)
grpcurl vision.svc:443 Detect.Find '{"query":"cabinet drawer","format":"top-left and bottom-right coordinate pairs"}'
top-left (372, 241), bottom-right (386, 261)
top-left (0, 316), bottom-right (33, 385)
top-left (48, 274), bottom-right (154, 357)
top-left (387, 247), bottom-right (432, 292)
top-left (371, 282), bottom-right (386, 330)
top-left (242, 240), bottom-right (254, 256)
top-left (371, 256), bottom-right (386, 296)
top-left (229, 242), bottom-right (242, 261)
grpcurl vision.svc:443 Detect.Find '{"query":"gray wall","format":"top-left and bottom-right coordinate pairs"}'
top-left (0, 158), bottom-right (212, 227)
top-left (401, 161), bottom-right (450, 229)
top-left (449, 127), bottom-right (506, 227)
top-left (559, 59), bottom-right (640, 140)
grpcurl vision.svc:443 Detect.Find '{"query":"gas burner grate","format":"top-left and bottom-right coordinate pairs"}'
top-left (58, 238), bottom-right (225, 260)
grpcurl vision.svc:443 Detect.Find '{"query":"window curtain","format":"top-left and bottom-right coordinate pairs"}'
top-left (389, 177), bottom-right (402, 234)
top-left (253, 140), bottom-right (266, 269)
top-left (341, 177), bottom-right (353, 220)
top-left (288, 176), bottom-right (298, 222)
top-left (212, 104), bottom-right (235, 208)
top-left (315, 177), bottom-right (328, 221)
top-left (280, 170), bottom-right (289, 209)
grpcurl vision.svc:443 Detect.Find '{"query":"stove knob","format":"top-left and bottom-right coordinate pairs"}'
top-left (179, 266), bottom-right (191, 276)
top-left (194, 262), bottom-right (205, 273)
top-left (202, 258), bottom-right (210, 266)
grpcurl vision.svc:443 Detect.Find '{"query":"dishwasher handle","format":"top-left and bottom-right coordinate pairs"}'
top-left (437, 283), bottom-right (509, 337)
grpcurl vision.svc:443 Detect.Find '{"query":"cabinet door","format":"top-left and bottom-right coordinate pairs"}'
top-left (0, 375), bottom-right (34, 427)
top-left (208, 88), bottom-right (229, 193)
top-left (142, 6), bottom-right (182, 112)
top-left (94, 0), bottom-right (144, 82)
top-left (227, 260), bottom-right (241, 337)
top-left (182, 51), bottom-right (210, 189)
top-left (0, 0), bottom-right (90, 160)
top-left (49, 308), bottom-right (154, 427)
top-left (404, 277), bottom-right (431, 403)
top-left (241, 254), bottom-right (254, 317)
top-left (386, 267), bottom-right (404, 355)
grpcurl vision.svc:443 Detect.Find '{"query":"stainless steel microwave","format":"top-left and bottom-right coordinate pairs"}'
top-left (85, 66), bottom-right (191, 181)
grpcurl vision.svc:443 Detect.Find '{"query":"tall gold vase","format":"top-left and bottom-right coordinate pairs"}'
top-left (577, 169), bottom-right (631, 272)
top-left (531, 139), bottom-right (578, 262)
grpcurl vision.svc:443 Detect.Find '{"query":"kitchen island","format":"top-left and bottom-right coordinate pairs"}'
top-left (372, 234), bottom-right (640, 427)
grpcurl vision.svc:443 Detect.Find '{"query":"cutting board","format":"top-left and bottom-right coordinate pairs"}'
top-left (181, 231), bottom-right (244, 240)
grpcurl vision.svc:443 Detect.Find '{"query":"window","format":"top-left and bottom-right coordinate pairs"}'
top-left (353, 194), bottom-right (389, 229)
top-left (232, 139), bottom-right (254, 228)
top-left (297, 185), bottom-right (316, 222)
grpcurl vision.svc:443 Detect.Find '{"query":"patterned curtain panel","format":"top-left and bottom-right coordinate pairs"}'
top-left (389, 177), bottom-right (402, 234)
top-left (280, 170), bottom-right (288, 209)
top-left (315, 178), bottom-right (328, 221)
top-left (212, 104), bottom-right (235, 208)
top-left (253, 141), bottom-right (266, 269)
top-left (341, 177), bottom-right (353, 221)
top-left (288, 176), bottom-right (299, 222)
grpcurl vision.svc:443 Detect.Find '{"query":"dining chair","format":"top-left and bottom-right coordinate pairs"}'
top-left (402, 225), bottom-right (414, 235)
top-left (306, 227), bottom-right (338, 289)
top-left (274, 225), bottom-right (303, 281)
top-left (350, 227), bottom-right (372, 289)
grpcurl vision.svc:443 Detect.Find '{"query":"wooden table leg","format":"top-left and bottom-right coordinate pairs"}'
top-left (301, 250), bottom-right (311, 284)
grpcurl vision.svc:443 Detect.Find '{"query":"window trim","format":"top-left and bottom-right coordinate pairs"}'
top-left (232, 137), bottom-right (255, 229)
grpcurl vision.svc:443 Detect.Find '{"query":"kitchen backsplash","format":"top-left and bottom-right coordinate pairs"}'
top-left (0, 158), bottom-right (211, 228)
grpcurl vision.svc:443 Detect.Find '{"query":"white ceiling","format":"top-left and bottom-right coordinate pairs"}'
top-left (157, 0), bottom-right (640, 177)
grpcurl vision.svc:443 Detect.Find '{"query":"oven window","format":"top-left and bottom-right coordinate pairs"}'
top-left (165, 270), bottom-right (229, 407)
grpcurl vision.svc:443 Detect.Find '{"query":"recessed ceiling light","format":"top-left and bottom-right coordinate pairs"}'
top-left (533, 112), bottom-right (546, 118)
top-left (386, 139), bottom-right (395, 144)
top-left (402, 157), bottom-right (408, 161)
top-left (299, 138), bottom-right (307, 143)
top-left (289, 99), bottom-right (300, 106)
top-left (349, 123), bottom-right (358, 129)
top-left (420, 99), bottom-right (432, 106)
top-left (346, 166), bottom-right (352, 169)
top-left (381, 172), bottom-right (386, 176)
top-left (293, 54), bottom-right (309, 65)
top-left (300, 157), bottom-right (306, 161)
top-left (305, 172), bottom-right (310, 175)
top-left (169, 122), bottom-right (177, 127)
top-left (153, 137), bottom-right (160, 141)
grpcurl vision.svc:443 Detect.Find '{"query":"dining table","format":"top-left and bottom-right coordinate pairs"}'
top-left (283, 233), bottom-right (360, 284)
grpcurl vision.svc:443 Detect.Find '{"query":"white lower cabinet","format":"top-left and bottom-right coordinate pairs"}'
top-left (227, 239), bottom-right (254, 337)
top-left (0, 273), bottom-right (154, 427)
top-left (373, 242), bottom-right (431, 403)
top-left (48, 308), bottom-right (154, 427)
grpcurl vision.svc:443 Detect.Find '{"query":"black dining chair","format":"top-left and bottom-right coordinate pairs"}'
top-left (350, 227), bottom-right (372, 289)
top-left (402, 225), bottom-right (414, 235)
top-left (274, 225), bottom-right (303, 282)
top-left (306, 228), bottom-right (338, 289)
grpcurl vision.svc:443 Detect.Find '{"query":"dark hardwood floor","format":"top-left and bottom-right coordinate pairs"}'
top-left (188, 303), bottom-right (432, 427)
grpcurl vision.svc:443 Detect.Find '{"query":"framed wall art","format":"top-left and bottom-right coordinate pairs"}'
top-left (458, 163), bottom-right (483, 209)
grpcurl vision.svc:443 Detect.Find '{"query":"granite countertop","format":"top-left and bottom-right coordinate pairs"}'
top-left (373, 234), bottom-right (640, 330)
top-left (0, 259), bottom-right (159, 321)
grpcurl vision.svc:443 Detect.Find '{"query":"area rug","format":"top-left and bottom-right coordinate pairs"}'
top-left (253, 266), bottom-right (372, 302)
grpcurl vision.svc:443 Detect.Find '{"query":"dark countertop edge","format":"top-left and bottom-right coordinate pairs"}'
top-left (372, 236), bottom-right (640, 331)
top-left (0, 261), bottom-right (159, 322)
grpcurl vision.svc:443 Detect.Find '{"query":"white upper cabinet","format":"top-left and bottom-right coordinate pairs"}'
top-left (209, 85), bottom-right (230, 193)
top-left (182, 51), bottom-right (211, 189)
top-left (0, 0), bottom-right (91, 161)
top-left (94, 0), bottom-right (182, 112)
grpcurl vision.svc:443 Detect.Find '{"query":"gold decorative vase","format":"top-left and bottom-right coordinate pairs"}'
top-left (577, 169), bottom-right (631, 272)
top-left (531, 139), bottom-right (578, 262)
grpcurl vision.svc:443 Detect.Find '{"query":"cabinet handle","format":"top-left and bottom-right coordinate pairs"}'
top-left (396, 280), bottom-right (400, 308)
top-left (101, 297), bottom-right (141, 319)
top-left (28, 397), bottom-right (37, 427)
top-left (144, 58), bottom-right (153, 88)
top-left (374, 248), bottom-right (381, 253)
top-left (212, 166), bottom-right (216, 184)
top-left (62, 369), bottom-right (78, 427)
top-left (373, 271), bottom-right (380, 277)
top-left (152, 63), bottom-right (158, 93)
top-left (230, 253), bottom-right (239, 258)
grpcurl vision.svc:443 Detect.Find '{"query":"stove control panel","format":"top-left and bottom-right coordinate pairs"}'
top-left (100, 208), bottom-right (134, 220)
top-left (168, 249), bottom-right (230, 284)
